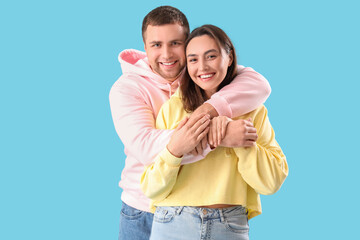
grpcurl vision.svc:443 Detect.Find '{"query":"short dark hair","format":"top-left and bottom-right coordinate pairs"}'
top-left (142, 6), bottom-right (190, 41)
top-left (180, 24), bottom-right (238, 113)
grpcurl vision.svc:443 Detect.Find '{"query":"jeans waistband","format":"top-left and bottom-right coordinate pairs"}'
top-left (156, 205), bottom-right (247, 221)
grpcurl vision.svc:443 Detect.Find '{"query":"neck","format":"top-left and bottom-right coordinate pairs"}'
top-left (205, 90), bottom-right (216, 99)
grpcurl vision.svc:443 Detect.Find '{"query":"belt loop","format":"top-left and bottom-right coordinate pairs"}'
top-left (219, 209), bottom-right (225, 223)
top-left (176, 206), bottom-right (184, 215)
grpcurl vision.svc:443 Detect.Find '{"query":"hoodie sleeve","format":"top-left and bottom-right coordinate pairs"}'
top-left (206, 66), bottom-right (271, 118)
top-left (141, 96), bottom-right (191, 202)
top-left (141, 147), bottom-right (182, 202)
top-left (109, 77), bottom-right (174, 166)
top-left (109, 77), bottom-right (208, 166)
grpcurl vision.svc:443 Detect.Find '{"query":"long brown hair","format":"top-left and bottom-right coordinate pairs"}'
top-left (180, 25), bottom-right (238, 112)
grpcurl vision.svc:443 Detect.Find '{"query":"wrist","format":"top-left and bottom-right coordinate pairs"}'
top-left (198, 103), bottom-right (218, 118)
top-left (219, 121), bottom-right (236, 147)
top-left (166, 144), bottom-right (183, 158)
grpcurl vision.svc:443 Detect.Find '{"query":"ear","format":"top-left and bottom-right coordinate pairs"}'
top-left (143, 34), bottom-right (147, 51)
top-left (228, 50), bottom-right (234, 67)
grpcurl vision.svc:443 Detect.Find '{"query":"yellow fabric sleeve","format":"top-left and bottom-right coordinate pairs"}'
top-left (140, 147), bottom-right (182, 201)
top-left (140, 97), bottom-right (184, 202)
top-left (234, 106), bottom-right (288, 195)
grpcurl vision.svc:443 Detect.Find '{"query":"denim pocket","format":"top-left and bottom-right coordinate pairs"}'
top-left (224, 214), bottom-right (249, 233)
top-left (120, 202), bottom-right (145, 220)
top-left (153, 207), bottom-right (175, 223)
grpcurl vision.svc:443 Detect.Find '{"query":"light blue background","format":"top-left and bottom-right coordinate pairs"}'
top-left (1, 0), bottom-right (359, 239)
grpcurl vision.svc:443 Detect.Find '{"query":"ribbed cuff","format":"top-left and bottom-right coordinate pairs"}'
top-left (206, 95), bottom-right (233, 118)
top-left (162, 147), bottom-right (182, 167)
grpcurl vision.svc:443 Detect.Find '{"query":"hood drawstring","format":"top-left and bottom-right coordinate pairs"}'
top-left (167, 83), bottom-right (172, 98)
top-left (167, 81), bottom-right (180, 98)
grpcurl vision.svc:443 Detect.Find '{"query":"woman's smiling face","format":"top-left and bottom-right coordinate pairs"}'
top-left (186, 35), bottom-right (233, 98)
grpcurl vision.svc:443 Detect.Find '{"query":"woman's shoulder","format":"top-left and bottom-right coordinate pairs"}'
top-left (157, 89), bottom-right (189, 129)
top-left (232, 105), bottom-right (267, 121)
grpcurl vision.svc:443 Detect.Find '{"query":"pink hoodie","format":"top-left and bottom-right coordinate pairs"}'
top-left (109, 49), bottom-right (271, 212)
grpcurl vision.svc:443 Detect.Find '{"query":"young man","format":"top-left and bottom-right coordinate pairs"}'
top-left (109, 6), bottom-right (271, 240)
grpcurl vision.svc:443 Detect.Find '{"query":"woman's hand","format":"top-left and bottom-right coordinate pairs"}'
top-left (208, 116), bottom-right (232, 148)
top-left (167, 114), bottom-right (210, 158)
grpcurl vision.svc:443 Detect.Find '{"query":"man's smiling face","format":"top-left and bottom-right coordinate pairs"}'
top-left (144, 23), bottom-right (187, 82)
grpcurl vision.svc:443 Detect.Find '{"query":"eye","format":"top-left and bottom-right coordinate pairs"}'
top-left (188, 58), bottom-right (197, 63)
top-left (207, 55), bottom-right (217, 60)
top-left (152, 43), bottom-right (161, 48)
top-left (172, 41), bottom-right (181, 46)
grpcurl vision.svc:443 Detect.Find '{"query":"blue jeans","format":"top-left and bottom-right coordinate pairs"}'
top-left (150, 206), bottom-right (249, 240)
top-left (118, 201), bottom-right (154, 240)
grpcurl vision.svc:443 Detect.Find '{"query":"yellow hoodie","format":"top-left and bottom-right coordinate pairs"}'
top-left (140, 90), bottom-right (288, 219)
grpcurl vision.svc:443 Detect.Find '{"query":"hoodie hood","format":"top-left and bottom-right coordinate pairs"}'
top-left (118, 49), bottom-right (183, 94)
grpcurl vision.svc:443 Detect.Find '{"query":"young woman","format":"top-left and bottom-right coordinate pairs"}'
top-left (141, 25), bottom-right (288, 240)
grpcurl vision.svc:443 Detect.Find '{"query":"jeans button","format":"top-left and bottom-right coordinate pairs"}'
top-left (202, 209), bottom-right (207, 215)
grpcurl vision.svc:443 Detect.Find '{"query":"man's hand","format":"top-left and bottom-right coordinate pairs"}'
top-left (189, 135), bottom-right (208, 156)
top-left (220, 118), bottom-right (258, 148)
top-left (191, 103), bottom-right (219, 119)
top-left (167, 114), bottom-right (210, 157)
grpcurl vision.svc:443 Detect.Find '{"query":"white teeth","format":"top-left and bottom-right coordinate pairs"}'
top-left (200, 74), bottom-right (214, 79)
top-left (162, 62), bottom-right (176, 66)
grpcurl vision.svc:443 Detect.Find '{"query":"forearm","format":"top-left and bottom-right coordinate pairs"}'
top-left (109, 82), bottom-right (174, 165)
top-left (219, 120), bottom-right (240, 147)
top-left (181, 144), bottom-right (212, 164)
top-left (206, 66), bottom-right (271, 118)
top-left (235, 142), bottom-right (288, 195)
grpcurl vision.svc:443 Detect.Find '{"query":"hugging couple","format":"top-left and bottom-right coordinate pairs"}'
top-left (109, 5), bottom-right (288, 240)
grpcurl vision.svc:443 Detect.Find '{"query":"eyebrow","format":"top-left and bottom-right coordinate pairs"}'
top-left (187, 49), bottom-right (218, 57)
top-left (149, 39), bottom-right (184, 45)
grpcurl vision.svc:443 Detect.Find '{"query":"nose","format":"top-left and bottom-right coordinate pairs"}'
top-left (162, 45), bottom-right (173, 60)
top-left (199, 59), bottom-right (208, 71)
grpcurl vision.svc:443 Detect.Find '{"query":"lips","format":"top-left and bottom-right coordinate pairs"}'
top-left (161, 61), bottom-right (176, 66)
top-left (160, 61), bottom-right (178, 69)
top-left (198, 73), bottom-right (215, 82)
